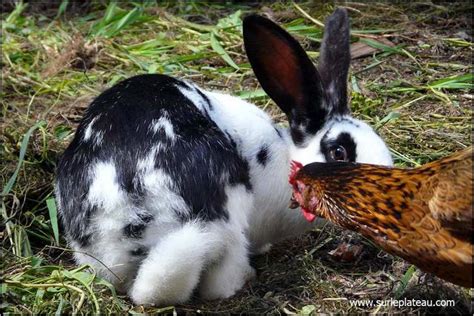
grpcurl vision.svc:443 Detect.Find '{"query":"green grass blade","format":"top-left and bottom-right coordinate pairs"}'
top-left (210, 32), bottom-right (239, 70)
top-left (56, 0), bottom-right (69, 18)
top-left (95, 276), bottom-right (127, 310)
top-left (108, 7), bottom-right (141, 37)
top-left (429, 73), bottom-right (473, 90)
top-left (352, 28), bottom-right (399, 34)
top-left (55, 295), bottom-right (65, 316)
top-left (299, 304), bottom-right (317, 315)
top-left (2, 121), bottom-right (45, 197)
top-left (63, 269), bottom-right (100, 313)
top-left (237, 89), bottom-right (267, 100)
top-left (5, 1), bottom-right (28, 25)
top-left (375, 111), bottom-right (400, 129)
top-left (46, 198), bottom-right (60, 245)
top-left (103, 2), bottom-right (118, 24)
top-left (359, 38), bottom-right (405, 54)
top-left (394, 265), bottom-right (417, 299)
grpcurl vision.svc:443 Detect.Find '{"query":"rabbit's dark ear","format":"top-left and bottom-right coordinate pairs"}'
top-left (243, 15), bottom-right (327, 145)
top-left (318, 8), bottom-right (351, 115)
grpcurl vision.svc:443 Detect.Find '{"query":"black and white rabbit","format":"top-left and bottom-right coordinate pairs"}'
top-left (56, 8), bottom-right (392, 305)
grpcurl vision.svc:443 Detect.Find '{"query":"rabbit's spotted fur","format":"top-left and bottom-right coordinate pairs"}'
top-left (56, 9), bottom-right (392, 305)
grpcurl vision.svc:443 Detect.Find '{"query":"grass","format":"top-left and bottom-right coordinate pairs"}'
top-left (1, 1), bottom-right (472, 314)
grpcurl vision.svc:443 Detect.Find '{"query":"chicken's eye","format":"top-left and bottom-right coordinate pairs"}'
top-left (330, 146), bottom-right (348, 162)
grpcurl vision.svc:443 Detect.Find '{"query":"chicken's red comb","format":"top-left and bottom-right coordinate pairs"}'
top-left (289, 160), bottom-right (303, 185)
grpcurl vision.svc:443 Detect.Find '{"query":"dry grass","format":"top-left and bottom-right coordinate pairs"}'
top-left (2, 1), bottom-right (472, 314)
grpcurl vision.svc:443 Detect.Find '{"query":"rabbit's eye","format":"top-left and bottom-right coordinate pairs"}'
top-left (330, 146), bottom-right (348, 162)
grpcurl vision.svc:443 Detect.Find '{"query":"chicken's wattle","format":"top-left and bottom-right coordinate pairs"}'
top-left (301, 207), bottom-right (317, 222)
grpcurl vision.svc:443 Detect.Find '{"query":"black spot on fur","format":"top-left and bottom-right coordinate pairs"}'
top-left (124, 223), bottom-right (147, 239)
top-left (138, 213), bottom-right (154, 223)
top-left (76, 233), bottom-right (92, 248)
top-left (130, 247), bottom-right (149, 257)
top-left (256, 146), bottom-right (269, 166)
top-left (337, 117), bottom-right (360, 128)
top-left (273, 126), bottom-right (283, 138)
top-left (320, 132), bottom-right (357, 162)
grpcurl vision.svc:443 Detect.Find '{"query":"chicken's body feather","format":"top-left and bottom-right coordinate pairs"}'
top-left (291, 147), bottom-right (473, 287)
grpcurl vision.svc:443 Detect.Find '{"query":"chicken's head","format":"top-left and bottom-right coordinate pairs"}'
top-left (289, 160), bottom-right (318, 222)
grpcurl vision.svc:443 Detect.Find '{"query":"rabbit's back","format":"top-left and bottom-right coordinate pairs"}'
top-left (56, 74), bottom-right (253, 249)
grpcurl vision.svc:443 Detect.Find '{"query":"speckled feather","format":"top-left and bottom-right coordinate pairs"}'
top-left (292, 147), bottom-right (473, 287)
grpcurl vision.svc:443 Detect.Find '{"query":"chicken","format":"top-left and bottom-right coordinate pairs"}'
top-left (289, 147), bottom-right (473, 288)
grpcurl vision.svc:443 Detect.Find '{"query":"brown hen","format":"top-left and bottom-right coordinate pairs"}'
top-left (290, 147), bottom-right (473, 288)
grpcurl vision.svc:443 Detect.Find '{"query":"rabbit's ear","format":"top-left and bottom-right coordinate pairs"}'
top-left (243, 15), bottom-right (327, 145)
top-left (318, 8), bottom-right (351, 115)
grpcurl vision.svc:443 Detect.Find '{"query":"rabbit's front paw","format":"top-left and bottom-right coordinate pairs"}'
top-left (200, 263), bottom-right (255, 300)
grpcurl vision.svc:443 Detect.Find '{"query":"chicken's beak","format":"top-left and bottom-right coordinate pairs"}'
top-left (289, 194), bottom-right (300, 209)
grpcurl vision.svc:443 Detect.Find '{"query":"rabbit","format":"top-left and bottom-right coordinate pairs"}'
top-left (55, 8), bottom-right (392, 306)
